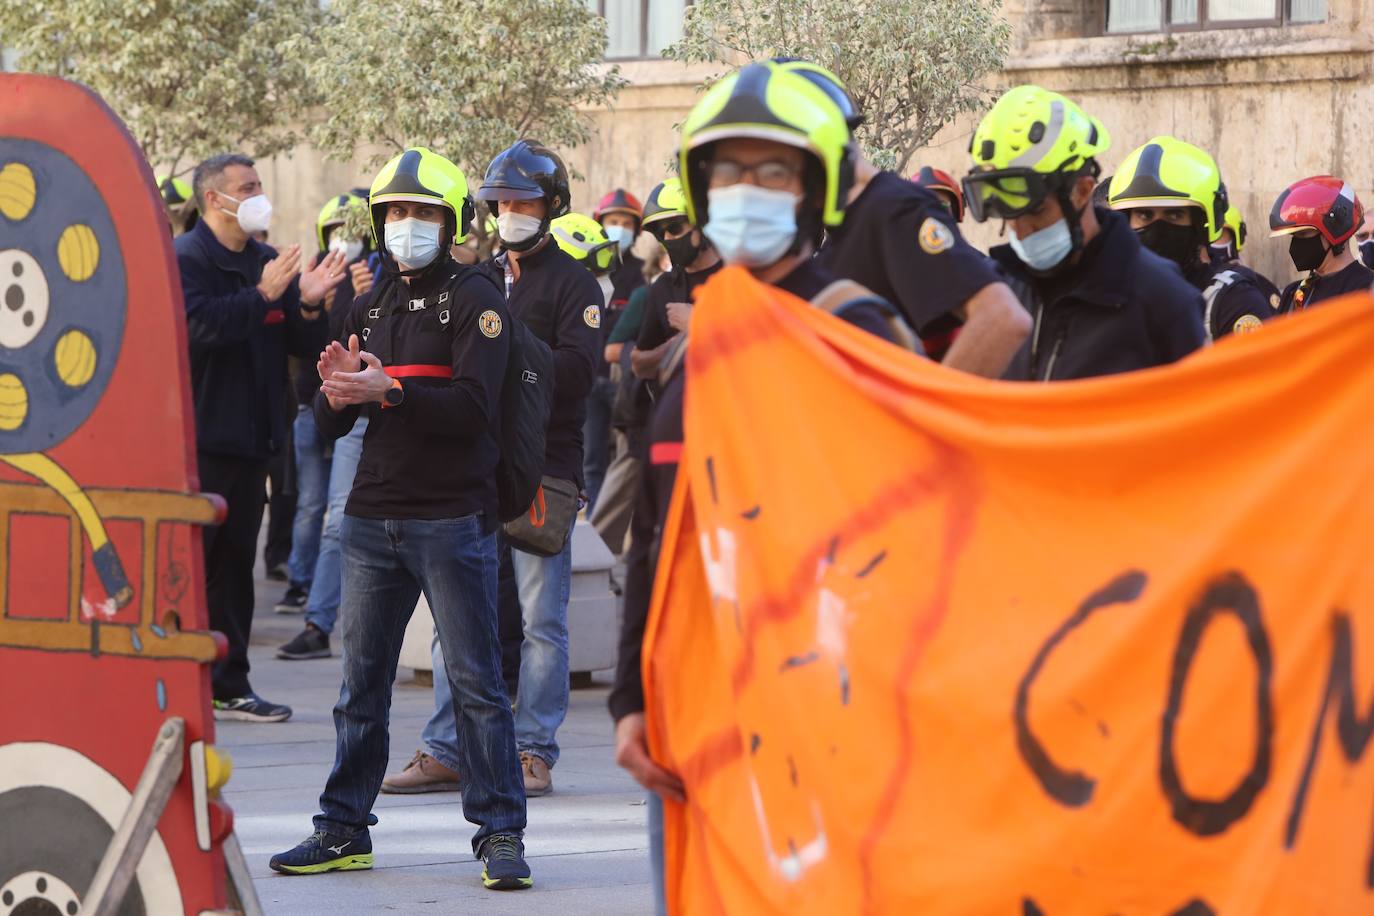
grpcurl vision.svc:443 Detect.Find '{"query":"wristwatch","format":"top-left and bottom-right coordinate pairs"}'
top-left (383, 377), bottom-right (404, 408)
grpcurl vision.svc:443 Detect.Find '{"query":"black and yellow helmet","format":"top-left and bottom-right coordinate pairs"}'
top-left (1108, 137), bottom-right (1227, 243)
top-left (315, 188), bottom-right (369, 252)
top-left (962, 85), bottom-right (1110, 222)
top-left (770, 58), bottom-right (864, 131)
top-left (641, 178), bottom-right (689, 234)
top-left (368, 147), bottom-right (475, 256)
top-left (678, 60), bottom-right (855, 230)
top-left (551, 212), bottom-right (619, 274)
top-left (157, 175), bottom-right (193, 208)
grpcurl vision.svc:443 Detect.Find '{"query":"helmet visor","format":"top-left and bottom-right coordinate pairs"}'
top-left (962, 168), bottom-right (1055, 222)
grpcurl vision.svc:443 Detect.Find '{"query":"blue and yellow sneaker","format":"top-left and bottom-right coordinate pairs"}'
top-left (479, 834), bottom-right (532, 890)
top-left (269, 829), bottom-right (373, 875)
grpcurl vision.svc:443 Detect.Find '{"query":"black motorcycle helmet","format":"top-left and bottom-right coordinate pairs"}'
top-left (475, 139), bottom-right (571, 252)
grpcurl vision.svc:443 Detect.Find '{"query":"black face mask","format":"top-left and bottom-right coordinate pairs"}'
top-left (1136, 220), bottom-right (1199, 269)
top-left (1360, 239), bottom-right (1374, 270)
top-left (1208, 242), bottom-right (1235, 264)
top-left (1289, 234), bottom-right (1329, 272)
top-left (661, 233), bottom-right (701, 271)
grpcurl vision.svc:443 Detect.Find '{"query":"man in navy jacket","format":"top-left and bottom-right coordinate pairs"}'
top-left (177, 153), bottom-right (346, 722)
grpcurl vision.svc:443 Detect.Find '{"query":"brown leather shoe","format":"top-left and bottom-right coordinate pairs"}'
top-left (380, 751), bottom-right (460, 794)
top-left (520, 751), bottom-right (552, 797)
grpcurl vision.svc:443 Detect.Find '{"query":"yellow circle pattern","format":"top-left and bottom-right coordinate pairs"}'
top-left (54, 329), bottom-right (97, 389)
top-left (0, 373), bottom-right (28, 431)
top-left (0, 162), bottom-right (35, 221)
top-left (58, 224), bottom-right (101, 282)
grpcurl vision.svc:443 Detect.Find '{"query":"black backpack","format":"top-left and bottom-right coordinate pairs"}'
top-left (495, 318), bottom-right (554, 522)
top-left (360, 268), bottom-right (554, 523)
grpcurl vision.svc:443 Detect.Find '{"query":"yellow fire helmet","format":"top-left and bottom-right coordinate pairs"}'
top-left (641, 178), bottom-right (689, 232)
top-left (315, 188), bottom-right (369, 252)
top-left (368, 147), bottom-right (474, 254)
top-left (550, 211), bottom-right (619, 274)
top-left (156, 175), bottom-right (193, 208)
top-left (1223, 203), bottom-right (1248, 252)
top-left (963, 84), bottom-right (1110, 223)
top-left (678, 59), bottom-right (855, 230)
top-left (1108, 136), bottom-right (1227, 243)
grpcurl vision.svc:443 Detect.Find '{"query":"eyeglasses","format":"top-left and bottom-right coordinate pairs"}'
top-left (703, 158), bottom-right (800, 191)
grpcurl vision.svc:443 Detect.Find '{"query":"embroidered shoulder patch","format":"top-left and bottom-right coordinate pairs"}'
top-left (479, 309), bottom-right (503, 339)
top-left (1232, 314), bottom-right (1264, 335)
top-left (918, 217), bottom-right (954, 255)
top-left (584, 304), bottom-right (601, 329)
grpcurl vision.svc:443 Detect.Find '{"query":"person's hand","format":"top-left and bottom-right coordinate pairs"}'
top-left (317, 334), bottom-right (364, 410)
top-left (320, 349), bottom-right (392, 407)
top-left (666, 301), bottom-right (693, 333)
top-left (257, 244), bottom-right (302, 303)
top-left (350, 261), bottom-right (374, 298)
top-left (299, 249), bottom-right (348, 307)
top-left (614, 713), bottom-right (685, 803)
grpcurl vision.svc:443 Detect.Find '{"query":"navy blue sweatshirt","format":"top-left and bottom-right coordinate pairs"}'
top-left (315, 257), bottom-right (510, 521)
top-left (177, 220), bottom-right (328, 459)
top-left (484, 240), bottom-right (603, 488)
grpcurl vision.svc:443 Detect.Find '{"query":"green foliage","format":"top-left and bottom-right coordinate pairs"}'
top-left (664, 0), bottom-right (1011, 173)
top-left (0, 0), bottom-right (324, 177)
top-left (296, 0), bottom-right (626, 186)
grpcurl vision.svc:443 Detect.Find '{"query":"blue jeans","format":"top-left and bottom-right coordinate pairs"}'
top-left (315, 514), bottom-right (526, 854)
top-left (425, 521), bottom-right (574, 768)
top-left (648, 793), bottom-right (667, 916)
top-left (304, 417), bottom-right (367, 635)
top-left (582, 377), bottom-right (616, 513)
top-left (286, 405), bottom-right (330, 588)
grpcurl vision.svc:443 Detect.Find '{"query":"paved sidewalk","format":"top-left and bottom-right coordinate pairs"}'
top-left (219, 566), bottom-right (653, 914)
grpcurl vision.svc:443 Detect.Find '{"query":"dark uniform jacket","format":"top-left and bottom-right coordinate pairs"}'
top-left (484, 241), bottom-right (603, 488)
top-left (1189, 261), bottom-right (1277, 341)
top-left (994, 209), bottom-right (1205, 382)
top-left (1278, 260), bottom-right (1374, 314)
top-left (314, 258), bottom-right (509, 522)
top-left (177, 220), bottom-right (329, 460)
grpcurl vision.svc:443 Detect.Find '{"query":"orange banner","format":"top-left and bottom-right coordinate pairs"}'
top-left (643, 266), bottom-right (1374, 914)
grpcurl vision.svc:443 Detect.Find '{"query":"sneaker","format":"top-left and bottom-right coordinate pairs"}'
top-left (274, 584), bottom-right (309, 614)
top-left (213, 693), bottom-right (292, 723)
top-left (380, 751), bottom-right (461, 794)
top-left (270, 829), bottom-right (373, 875)
top-left (478, 834), bottom-right (532, 890)
top-left (519, 751), bottom-right (552, 797)
top-left (277, 624), bottom-right (331, 660)
top-left (265, 562), bottom-right (289, 582)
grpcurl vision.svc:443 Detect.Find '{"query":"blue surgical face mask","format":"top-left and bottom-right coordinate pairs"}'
top-left (603, 224), bottom-right (635, 253)
top-left (1009, 218), bottom-right (1074, 272)
top-left (384, 217), bottom-right (442, 270)
top-left (702, 184), bottom-right (800, 268)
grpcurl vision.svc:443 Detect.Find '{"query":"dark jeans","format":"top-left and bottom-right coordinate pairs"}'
top-left (497, 540), bottom-right (522, 700)
top-left (315, 514), bottom-right (526, 854)
top-left (198, 452), bottom-right (269, 700)
top-left (264, 446), bottom-right (296, 571)
top-left (582, 376), bottom-right (617, 513)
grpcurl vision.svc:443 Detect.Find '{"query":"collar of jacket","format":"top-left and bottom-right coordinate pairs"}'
top-left (191, 218), bottom-right (270, 280)
top-left (993, 208), bottom-right (1138, 310)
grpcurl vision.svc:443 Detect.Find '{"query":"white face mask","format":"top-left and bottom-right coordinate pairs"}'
top-left (384, 217), bottom-right (443, 270)
top-left (603, 224), bottom-right (635, 253)
top-left (218, 191), bottom-right (272, 234)
top-left (703, 184), bottom-right (800, 267)
top-left (497, 211), bottom-right (543, 246)
top-left (329, 235), bottom-right (364, 262)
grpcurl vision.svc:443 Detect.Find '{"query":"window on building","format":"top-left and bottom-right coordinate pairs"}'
top-left (1106, 0), bottom-right (1325, 32)
top-left (587, 0), bottom-right (688, 59)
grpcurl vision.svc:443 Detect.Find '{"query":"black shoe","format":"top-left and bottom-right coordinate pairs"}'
top-left (275, 584), bottom-right (309, 614)
top-left (478, 834), bottom-right (532, 890)
top-left (277, 624), bottom-right (331, 660)
top-left (265, 563), bottom-right (289, 582)
top-left (213, 693), bottom-right (292, 723)
top-left (270, 829), bottom-right (373, 875)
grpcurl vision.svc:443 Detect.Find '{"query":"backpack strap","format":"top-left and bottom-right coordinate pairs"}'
top-left (658, 333), bottom-right (688, 387)
top-left (1201, 269), bottom-right (1240, 344)
top-left (811, 279), bottom-right (922, 354)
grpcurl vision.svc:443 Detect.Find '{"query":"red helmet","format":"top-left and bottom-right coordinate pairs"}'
top-left (1269, 176), bottom-right (1363, 247)
top-left (593, 188), bottom-right (643, 226)
top-left (912, 166), bottom-right (965, 222)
